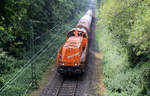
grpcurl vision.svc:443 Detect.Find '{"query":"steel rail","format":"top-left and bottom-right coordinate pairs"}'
top-left (54, 77), bottom-right (78, 96)
top-left (55, 77), bottom-right (65, 96)
top-left (72, 79), bottom-right (78, 96)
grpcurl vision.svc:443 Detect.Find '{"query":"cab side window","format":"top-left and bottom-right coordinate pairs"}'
top-left (83, 34), bottom-right (86, 38)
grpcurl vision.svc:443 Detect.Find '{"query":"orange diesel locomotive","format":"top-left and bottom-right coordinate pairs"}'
top-left (57, 10), bottom-right (93, 74)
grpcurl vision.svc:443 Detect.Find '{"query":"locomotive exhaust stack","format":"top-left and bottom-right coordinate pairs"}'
top-left (57, 10), bottom-right (93, 75)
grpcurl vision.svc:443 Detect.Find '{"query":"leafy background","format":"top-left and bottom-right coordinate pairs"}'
top-left (0, 0), bottom-right (90, 95)
top-left (96, 0), bottom-right (150, 95)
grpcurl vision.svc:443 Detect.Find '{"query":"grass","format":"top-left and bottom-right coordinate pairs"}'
top-left (30, 63), bottom-right (55, 96)
top-left (96, 0), bottom-right (150, 95)
top-left (95, 22), bottom-right (147, 96)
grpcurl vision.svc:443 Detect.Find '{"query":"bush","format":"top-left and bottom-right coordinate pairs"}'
top-left (96, 0), bottom-right (150, 95)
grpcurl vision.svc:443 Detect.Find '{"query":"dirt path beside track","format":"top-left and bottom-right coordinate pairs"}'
top-left (83, 9), bottom-right (101, 96)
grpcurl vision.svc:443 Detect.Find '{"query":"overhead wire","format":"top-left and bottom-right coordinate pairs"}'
top-left (0, 1), bottom-right (83, 92)
top-left (23, 35), bottom-right (67, 96)
top-left (0, 0), bottom-right (86, 94)
top-left (23, 24), bottom-right (75, 96)
top-left (0, 19), bottom-right (77, 94)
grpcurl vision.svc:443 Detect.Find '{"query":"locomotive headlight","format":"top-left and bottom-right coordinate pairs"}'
top-left (74, 61), bottom-right (77, 66)
top-left (62, 62), bottom-right (65, 65)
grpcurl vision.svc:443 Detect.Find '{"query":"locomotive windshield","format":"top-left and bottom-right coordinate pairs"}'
top-left (83, 34), bottom-right (86, 38)
top-left (68, 32), bottom-right (75, 37)
top-left (78, 32), bottom-right (82, 36)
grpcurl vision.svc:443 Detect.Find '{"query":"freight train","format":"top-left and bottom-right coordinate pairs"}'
top-left (57, 10), bottom-right (93, 75)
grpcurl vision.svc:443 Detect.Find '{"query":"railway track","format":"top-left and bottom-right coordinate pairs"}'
top-left (41, 72), bottom-right (84, 96)
top-left (55, 77), bottom-right (78, 96)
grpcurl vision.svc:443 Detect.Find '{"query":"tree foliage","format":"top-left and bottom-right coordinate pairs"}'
top-left (97, 0), bottom-right (150, 95)
top-left (0, 0), bottom-right (89, 57)
top-left (0, 0), bottom-right (90, 94)
top-left (99, 0), bottom-right (150, 64)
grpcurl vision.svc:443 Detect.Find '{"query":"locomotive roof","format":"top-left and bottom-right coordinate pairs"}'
top-left (63, 37), bottom-right (82, 48)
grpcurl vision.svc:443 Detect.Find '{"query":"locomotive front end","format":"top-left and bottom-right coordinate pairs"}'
top-left (57, 37), bottom-right (84, 75)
